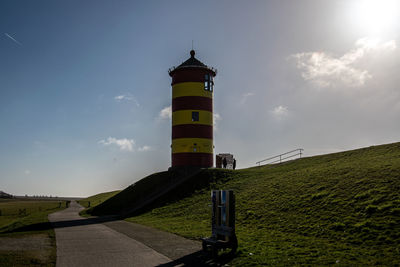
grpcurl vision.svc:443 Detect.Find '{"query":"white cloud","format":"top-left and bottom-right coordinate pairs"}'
top-left (99, 137), bottom-right (135, 151)
top-left (99, 137), bottom-right (152, 152)
top-left (159, 106), bottom-right (172, 120)
top-left (240, 92), bottom-right (255, 104)
top-left (138, 145), bottom-right (152, 152)
top-left (292, 38), bottom-right (396, 88)
top-left (114, 94), bottom-right (139, 107)
top-left (114, 95), bottom-right (129, 101)
top-left (24, 170), bottom-right (31, 175)
top-left (213, 113), bottom-right (222, 130)
top-left (272, 105), bottom-right (289, 117)
top-left (243, 92), bottom-right (255, 97)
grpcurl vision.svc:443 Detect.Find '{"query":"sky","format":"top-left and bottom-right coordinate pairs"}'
top-left (1, 0), bottom-right (399, 197)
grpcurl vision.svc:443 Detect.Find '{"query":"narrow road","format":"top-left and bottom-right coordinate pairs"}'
top-left (48, 201), bottom-right (171, 267)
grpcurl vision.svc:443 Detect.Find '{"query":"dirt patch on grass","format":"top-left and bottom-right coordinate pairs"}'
top-left (0, 233), bottom-right (53, 266)
top-left (0, 234), bottom-right (51, 251)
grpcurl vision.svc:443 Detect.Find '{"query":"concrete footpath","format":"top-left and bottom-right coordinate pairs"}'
top-left (48, 201), bottom-right (177, 267)
top-left (48, 201), bottom-right (212, 267)
top-left (104, 220), bottom-right (202, 261)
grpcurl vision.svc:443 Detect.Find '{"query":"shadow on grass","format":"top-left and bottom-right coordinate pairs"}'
top-left (156, 250), bottom-right (238, 267)
top-left (5, 215), bottom-right (120, 233)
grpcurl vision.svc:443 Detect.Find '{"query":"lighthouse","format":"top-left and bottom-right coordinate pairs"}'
top-left (168, 50), bottom-right (216, 168)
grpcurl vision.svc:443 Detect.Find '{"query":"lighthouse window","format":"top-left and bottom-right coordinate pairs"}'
top-left (192, 111), bottom-right (199, 122)
top-left (204, 74), bottom-right (213, 92)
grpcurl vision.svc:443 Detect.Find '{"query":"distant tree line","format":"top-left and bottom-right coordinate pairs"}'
top-left (24, 195), bottom-right (59, 198)
top-left (0, 191), bottom-right (60, 199)
top-left (0, 191), bottom-right (13, 199)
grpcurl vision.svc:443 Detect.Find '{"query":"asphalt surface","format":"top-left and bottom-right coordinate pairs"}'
top-left (48, 201), bottom-right (172, 267)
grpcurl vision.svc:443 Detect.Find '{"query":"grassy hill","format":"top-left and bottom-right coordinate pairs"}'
top-left (87, 142), bottom-right (400, 265)
top-left (0, 191), bottom-right (13, 199)
top-left (86, 168), bottom-right (220, 216)
top-left (78, 190), bottom-right (120, 210)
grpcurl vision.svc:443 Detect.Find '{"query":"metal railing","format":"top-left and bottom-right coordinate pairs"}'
top-left (256, 149), bottom-right (304, 166)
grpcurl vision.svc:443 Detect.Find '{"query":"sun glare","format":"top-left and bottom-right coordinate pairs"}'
top-left (352, 0), bottom-right (399, 35)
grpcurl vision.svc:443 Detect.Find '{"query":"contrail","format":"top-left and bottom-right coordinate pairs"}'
top-left (4, 33), bottom-right (22, 46)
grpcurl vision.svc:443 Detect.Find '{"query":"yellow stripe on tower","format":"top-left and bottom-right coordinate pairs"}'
top-left (172, 110), bottom-right (213, 126)
top-left (172, 138), bottom-right (213, 153)
top-left (172, 82), bottom-right (213, 99)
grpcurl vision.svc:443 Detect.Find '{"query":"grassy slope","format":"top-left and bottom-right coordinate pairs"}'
top-left (86, 170), bottom-right (206, 216)
top-left (124, 142), bottom-right (400, 266)
top-left (0, 200), bottom-right (66, 266)
top-left (77, 190), bottom-right (121, 209)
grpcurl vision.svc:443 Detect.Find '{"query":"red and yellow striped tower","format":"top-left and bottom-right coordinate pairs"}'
top-left (168, 50), bottom-right (216, 168)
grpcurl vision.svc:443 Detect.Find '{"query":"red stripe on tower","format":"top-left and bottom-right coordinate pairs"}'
top-left (172, 153), bottom-right (213, 167)
top-left (172, 96), bottom-right (212, 112)
top-left (172, 124), bottom-right (213, 139)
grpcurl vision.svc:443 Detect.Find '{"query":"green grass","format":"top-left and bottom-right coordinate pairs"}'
top-left (80, 142), bottom-right (400, 265)
top-left (125, 142), bottom-right (400, 266)
top-left (0, 199), bottom-right (66, 266)
top-left (77, 190), bottom-right (121, 210)
top-left (86, 170), bottom-right (200, 216)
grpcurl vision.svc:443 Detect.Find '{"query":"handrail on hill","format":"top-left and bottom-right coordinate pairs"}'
top-left (256, 148), bottom-right (304, 166)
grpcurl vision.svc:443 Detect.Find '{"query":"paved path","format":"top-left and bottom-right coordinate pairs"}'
top-left (104, 220), bottom-right (202, 260)
top-left (48, 201), bottom-right (171, 267)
